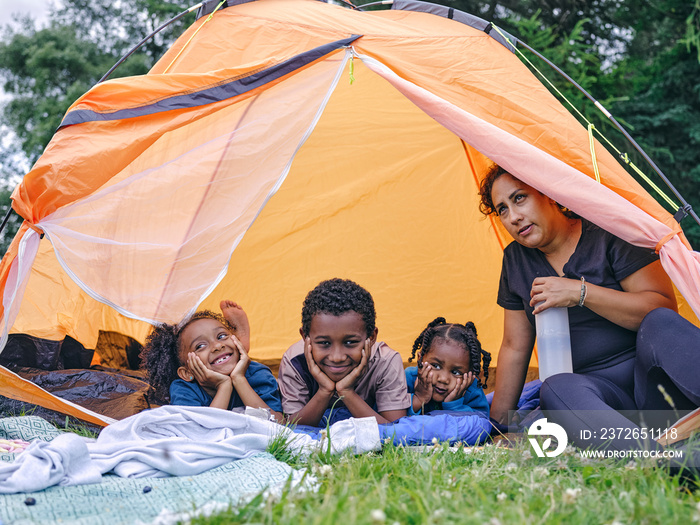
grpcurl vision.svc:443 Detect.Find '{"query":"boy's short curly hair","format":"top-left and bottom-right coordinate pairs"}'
top-left (300, 278), bottom-right (376, 338)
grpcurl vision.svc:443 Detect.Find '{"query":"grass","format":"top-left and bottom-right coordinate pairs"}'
top-left (3, 404), bottom-right (697, 523)
top-left (0, 404), bottom-right (100, 439)
top-left (192, 438), bottom-right (700, 525)
top-left (59, 415), bottom-right (100, 438)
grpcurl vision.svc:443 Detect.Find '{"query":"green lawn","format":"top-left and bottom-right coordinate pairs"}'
top-left (3, 406), bottom-right (697, 524)
top-left (193, 438), bottom-right (699, 525)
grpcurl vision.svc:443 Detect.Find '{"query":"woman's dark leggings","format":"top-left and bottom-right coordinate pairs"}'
top-left (540, 308), bottom-right (700, 451)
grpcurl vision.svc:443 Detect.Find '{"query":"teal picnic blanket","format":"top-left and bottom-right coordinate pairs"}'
top-left (0, 416), bottom-right (61, 462)
top-left (0, 452), bottom-right (302, 525)
top-left (0, 416), bottom-right (307, 525)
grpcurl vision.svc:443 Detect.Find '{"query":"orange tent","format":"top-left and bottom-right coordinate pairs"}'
top-left (1, 0), bottom-right (698, 426)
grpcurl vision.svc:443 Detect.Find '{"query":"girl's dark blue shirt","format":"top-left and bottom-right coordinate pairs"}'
top-left (169, 361), bottom-right (282, 412)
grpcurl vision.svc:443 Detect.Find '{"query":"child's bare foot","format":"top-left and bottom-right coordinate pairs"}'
top-left (220, 300), bottom-right (250, 351)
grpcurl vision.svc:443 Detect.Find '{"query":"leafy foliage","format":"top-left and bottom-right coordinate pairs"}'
top-left (440, 0), bottom-right (700, 247)
top-left (0, 0), bottom-right (191, 166)
top-left (0, 184), bottom-right (22, 257)
top-left (0, 24), bottom-right (126, 163)
top-left (50, 0), bottom-right (191, 62)
top-left (683, 0), bottom-right (700, 61)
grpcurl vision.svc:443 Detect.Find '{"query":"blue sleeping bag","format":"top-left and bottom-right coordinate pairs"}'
top-left (291, 411), bottom-right (491, 446)
top-left (290, 380), bottom-right (542, 446)
top-left (379, 411), bottom-right (491, 446)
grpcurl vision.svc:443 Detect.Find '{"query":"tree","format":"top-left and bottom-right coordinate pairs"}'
top-left (51, 0), bottom-right (191, 63)
top-left (609, 2), bottom-right (700, 247)
top-left (0, 23), bottom-right (131, 164)
top-left (442, 0), bottom-right (634, 50)
top-left (429, 0), bottom-right (700, 247)
top-left (0, 1), bottom-right (192, 166)
top-left (0, 184), bottom-right (23, 257)
top-left (0, 1), bottom-right (194, 256)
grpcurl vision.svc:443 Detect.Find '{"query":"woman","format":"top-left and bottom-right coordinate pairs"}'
top-left (479, 165), bottom-right (699, 452)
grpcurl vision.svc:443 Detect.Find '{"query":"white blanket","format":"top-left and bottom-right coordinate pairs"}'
top-left (0, 406), bottom-right (380, 493)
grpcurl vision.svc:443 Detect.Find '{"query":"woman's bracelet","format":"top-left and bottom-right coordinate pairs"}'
top-left (578, 276), bottom-right (588, 307)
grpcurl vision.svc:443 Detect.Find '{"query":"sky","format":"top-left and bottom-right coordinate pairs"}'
top-left (0, 0), bottom-right (54, 28)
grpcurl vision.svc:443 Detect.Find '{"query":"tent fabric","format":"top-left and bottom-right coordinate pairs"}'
top-left (58, 35), bottom-right (361, 128)
top-left (0, 0), bottom-right (698, 425)
top-left (391, 0), bottom-right (518, 49)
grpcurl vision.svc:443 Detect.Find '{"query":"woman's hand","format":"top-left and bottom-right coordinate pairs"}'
top-left (529, 262), bottom-right (676, 330)
top-left (304, 337), bottom-right (336, 393)
top-left (444, 371), bottom-right (474, 403)
top-left (529, 276), bottom-right (580, 314)
top-left (336, 339), bottom-right (369, 394)
top-left (413, 363), bottom-right (434, 409)
top-left (187, 352), bottom-right (231, 391)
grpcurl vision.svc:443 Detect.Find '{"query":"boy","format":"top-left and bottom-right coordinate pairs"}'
top-left (278, 278), bottom-right (410, 426)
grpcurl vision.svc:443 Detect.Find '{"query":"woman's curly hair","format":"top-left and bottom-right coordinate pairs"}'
top-left (409, 317), bottom-right (491, 389)
top-left (300, 278), bottom-right (376, 338)
top-left (478, 163), bottom-right (578, 219)
top-left (478, 164), bottom-right (510, 216)
top-left (139, 310), bottom-right (233, 403)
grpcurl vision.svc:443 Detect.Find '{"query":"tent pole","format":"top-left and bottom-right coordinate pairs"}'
top-left (517, 39), bottom-right (700, 229)
top-left (97, 3), bottom-right (204, 84)
top-left (357, 0), bottom-right (393, 9)
top-left (0, 207), bottom-right (14, 237)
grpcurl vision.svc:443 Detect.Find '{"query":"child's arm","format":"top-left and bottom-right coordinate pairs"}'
top-left (285, 338), bottom-right (336, 426)
top-left (411, 363), bottom-right (434, 415)
top-left (229, 336), bottom-right (285, 423)
top-left (336, 340), bottom-right (406, 424)
top-left (187, 353), bottom-right (234, 410)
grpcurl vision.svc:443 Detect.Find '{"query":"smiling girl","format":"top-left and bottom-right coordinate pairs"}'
top-left (140, 301), bottom-right (283, 422)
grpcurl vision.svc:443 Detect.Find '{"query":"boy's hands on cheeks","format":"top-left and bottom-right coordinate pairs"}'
top-left (304, 337), bottom-right (335, 393)
top-left (335, 338), bottom-right (370, 395)
top-left (413, 362), bottom-right (434, 411)
top-left (444, 371), bottom-right (474, 403)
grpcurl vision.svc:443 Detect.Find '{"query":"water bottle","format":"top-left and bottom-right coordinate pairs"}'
top-left (535, 306), bottom-right (573, 381)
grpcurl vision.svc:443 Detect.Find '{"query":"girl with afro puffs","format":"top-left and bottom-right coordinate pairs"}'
top-left (406, 317), bottom-right (491, 417)
top-left (141, 300), bottom-right (283, 422)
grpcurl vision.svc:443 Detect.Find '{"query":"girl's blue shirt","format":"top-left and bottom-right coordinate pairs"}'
top-left (404, 366), bottom-right (489, 417)
top-left (169, 361), bottom-right (282, 412)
